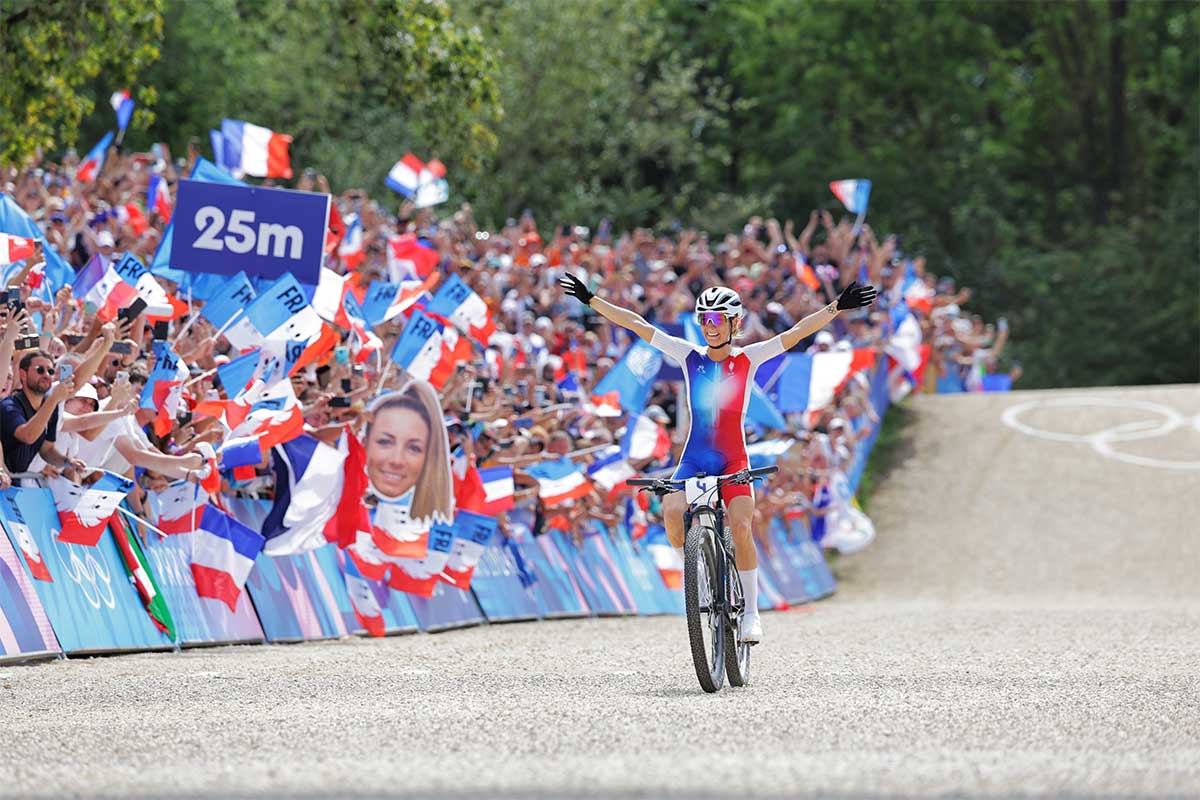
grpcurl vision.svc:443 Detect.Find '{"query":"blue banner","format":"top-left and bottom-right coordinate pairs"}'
top-left (1, 489), bottom-right (172, 654)
top-left (0, 505), bottom-right (61, 662)
top-left (406, 581), bottom-right (486, 632)
top-left (578, 527), bottom-right (639, 615)
top-left (171, 179), bottom-right (329, 283)
top-left (140, 531), bottom-right (265, 646)
top-left (550, 530), bottom-right (621, 616)
top-left (469, 540), bottom-right (541, 623)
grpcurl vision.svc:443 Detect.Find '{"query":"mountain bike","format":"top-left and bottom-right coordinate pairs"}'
top-left (630, 466), bottom-right (778, 693)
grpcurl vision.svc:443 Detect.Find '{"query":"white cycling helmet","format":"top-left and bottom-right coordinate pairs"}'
top-left (695, 286), bottom-right (744, 322)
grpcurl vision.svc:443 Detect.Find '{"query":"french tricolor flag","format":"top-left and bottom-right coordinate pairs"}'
top-left (386, 520), bottom-right (454, 597)
top-left (342, 554), bottom-right (386, 636)
top-left (386, 234), bottom-right (441, 281)
top-left (147, 174), bottom-right (172, 222)
top-left (312, 268), bottom-right (382, 364)
top-left (110, 90), bottom-right (135, 133)
top-left (140, 341), bottom-right (189, 436)
top-left (385, 152), bottom-right (449, 208)
top-left (338, 212), bottom-right (364, 269)
top-left (646, 528), bottom-right (683, 590)
top-left (621, 415), bottom-right (672, 462)
top-left (829, 179), bottom-right (872, 215)
top-left (261, 434), bottom-right (348, 556)
top-left (220, 118), bottom-right (293, 179)
top-left (73, 253), bottom-right (175, 322)
top-left (151, 481), bottom-right (210, 535)
top-left (526, 457), bottom-right (592, 507)
top-left (2, 497), bottom-right (53, 582)
top-left (587, 446), bottom-right (635, 496)
top-left (47, 473), bottom-right (134, 547)
top-left (774, 349), bottom-right (877, 415)
top-left (77, 131), bottom-right (114, 183)
top-left (245, 273), bottom-right (336, 375)
top-left (0, 233), bottom-right (36, 266)
top-left (191, 506), bottom-right (265, 612)
top-left (388, 308), bottom-right (458, 389)
top-left (360, 274), bottom-right (440, 326)
top-left (440, 510), bottom-right (497, 590)
top-left (478, 466), bottom-right (515, 514)
top-left (427, 273), bottom-right (496, 346)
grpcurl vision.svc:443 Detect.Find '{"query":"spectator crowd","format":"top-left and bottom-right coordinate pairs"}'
top-left (1, 142), bottom-right (1020, 562)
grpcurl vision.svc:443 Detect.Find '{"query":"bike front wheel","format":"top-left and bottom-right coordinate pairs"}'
top-left (683, 512), bottom-right (724, 693)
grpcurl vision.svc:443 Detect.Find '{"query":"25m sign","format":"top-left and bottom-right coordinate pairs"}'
top-left (171, 179), bottom-right (330, 283)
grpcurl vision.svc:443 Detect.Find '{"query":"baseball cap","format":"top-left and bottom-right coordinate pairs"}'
top-left (815, 331), bottom-right (835, 346)
top-left (96, 230), bottom-right (115, 248)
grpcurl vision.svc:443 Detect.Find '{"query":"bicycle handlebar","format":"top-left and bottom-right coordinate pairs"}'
top-left (628, 465), bottom-right (778, 495)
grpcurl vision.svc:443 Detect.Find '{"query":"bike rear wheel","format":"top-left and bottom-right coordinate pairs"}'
top-left (683, 513), bottom-right (724, 693)
top-left (722, 537), bottom-right (751, 686)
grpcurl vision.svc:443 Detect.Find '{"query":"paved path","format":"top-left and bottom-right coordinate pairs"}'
top-left (2, 384), bottom-right (1198, 798)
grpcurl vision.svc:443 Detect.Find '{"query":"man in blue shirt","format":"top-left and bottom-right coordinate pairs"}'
top-left (0, 350), bottom-right (86, 478)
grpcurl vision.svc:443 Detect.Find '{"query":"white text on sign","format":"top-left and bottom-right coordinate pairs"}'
top-left (193, 206), bottom-right (304, 259)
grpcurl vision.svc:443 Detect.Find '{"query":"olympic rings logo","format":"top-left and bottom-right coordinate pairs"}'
top-left (1001, 396), bottom-right (1200, 471)
top-left (51, 534), bottom-right (116, 610)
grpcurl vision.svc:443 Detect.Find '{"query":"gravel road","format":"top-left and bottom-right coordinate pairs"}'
top-left (2, 384), bottom-right (1197, 799)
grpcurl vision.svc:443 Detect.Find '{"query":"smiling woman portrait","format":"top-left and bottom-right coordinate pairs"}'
top-left (364, 379), bottom-right (453, 523)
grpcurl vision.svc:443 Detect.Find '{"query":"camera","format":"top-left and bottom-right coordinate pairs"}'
top-left (330, 396), bottom-right (352, 408)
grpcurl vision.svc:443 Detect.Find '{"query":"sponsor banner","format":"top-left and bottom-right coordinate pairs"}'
top-left (778, 517), bottom-right (837, 601)
top-left (467, 539), bottom-right (540, 623)
top-left (549, 530), bottom-right (621, 616)
top-left (405, 579), bottom-right (485, 632)
top-left (756, 562), bottom-right (789, 612)
top-left (1, 489), bottom-right (172, 654)
top-left (578, 527), bottom-right (639, 616)
top-left (139, 530), bottom-right (265, 646)
top-left (228, 498), bottom-right (358, 642)
top-left (504, 508), bottom-right (587, 619)
top-left (0, 508), bottom-right (60, 662)
top-left (171, 180), bottom-right (329, 283)
top-left (607, 530), bottom-right (678, 616)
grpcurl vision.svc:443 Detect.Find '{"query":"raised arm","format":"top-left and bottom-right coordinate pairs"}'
top-left (778, 282), bottom-right (877, 352)
top-left (558, 273), bottom-right (657, 343)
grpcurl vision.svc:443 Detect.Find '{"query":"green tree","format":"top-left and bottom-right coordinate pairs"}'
top-left (0, 0), bottom-right (165, 165)
top-left (458, 0), bottom-right (731, 229)
top-left (141, 0), bottom-right (501, 198)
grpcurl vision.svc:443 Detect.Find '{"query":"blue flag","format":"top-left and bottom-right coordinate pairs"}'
top-left (592, 339), bottom-right (662, 416)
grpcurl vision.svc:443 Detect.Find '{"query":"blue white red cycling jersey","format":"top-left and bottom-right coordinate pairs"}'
top-left (649, 330), bottom-right (785, 496)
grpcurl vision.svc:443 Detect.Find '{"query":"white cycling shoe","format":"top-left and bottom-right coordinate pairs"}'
top-left (740, 615), bottom-right (763, 644)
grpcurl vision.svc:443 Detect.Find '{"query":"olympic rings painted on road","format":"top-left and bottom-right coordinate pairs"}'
top-left (1001, 396), bottom-right (1200, 470)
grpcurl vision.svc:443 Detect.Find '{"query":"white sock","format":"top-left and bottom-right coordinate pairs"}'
top-left (739, 569), bottom-right (759, 619)
top-left (674, 546), bottom-right (685, 561)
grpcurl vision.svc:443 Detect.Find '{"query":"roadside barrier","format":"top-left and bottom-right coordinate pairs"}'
top-left (0, 362), bottom-right (895, 663)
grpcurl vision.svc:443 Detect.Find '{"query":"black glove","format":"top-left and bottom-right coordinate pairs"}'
top-left (836, 281), bottom-right (877, 311)
top-left (558, 272), bottom-right (594, 306)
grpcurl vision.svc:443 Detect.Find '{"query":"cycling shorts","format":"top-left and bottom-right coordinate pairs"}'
top-left (672, 450), bottom-right (752, 505)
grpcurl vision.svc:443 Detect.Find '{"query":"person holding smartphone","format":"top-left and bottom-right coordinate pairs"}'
top-left (0, 350), bottom-right (87, 479)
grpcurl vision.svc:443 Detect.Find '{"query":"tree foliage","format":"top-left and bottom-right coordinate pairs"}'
top-left (0, 0), bottom-right (164, 164)
top-left (2, 0), bottom-right (1196, 387)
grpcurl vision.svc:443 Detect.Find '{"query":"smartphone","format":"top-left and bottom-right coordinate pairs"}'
top-left (57, 362), bottom-right (74, 381)
top-left (118, 297), bottom-right (148, 323)
top-left (115, 370), bottom-right (129, 383)
top-left (109, 341), bottom-right (133, 355)
top-left (16, 335), bottom-right (39, 351)
top-left (516, 380), bottom-right (528, 395)
top-left (64, 334), bottom-right (84, 346)
top-left (334, 345), bottom-right (349, 365)
top-left (330, 396), bottom-right (352, 408)
top-left (153, 320), bottom-right (169, 340)
top-left (340, 377), bottom-right (352, 393)
top-left (6, 287), bottom-right (23, 313)
top-left (352, 364), bottom-right (363, 377)
top-left (534, 386), bottom-right (547, 406)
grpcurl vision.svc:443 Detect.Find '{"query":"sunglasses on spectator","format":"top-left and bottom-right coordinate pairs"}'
top-left (27, 366), bottom-right (51, 375)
